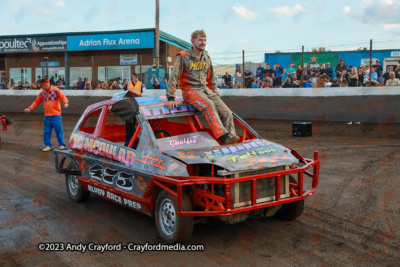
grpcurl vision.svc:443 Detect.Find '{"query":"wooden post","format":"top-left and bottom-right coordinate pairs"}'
top-left (300, 45), bottom-right (304, 87)
top-left (155, 0), bottom-right (160, 68)
top-left (242, 50), bottom-right (245, 88)
top-left (369, 39), bottom-right (372, 85)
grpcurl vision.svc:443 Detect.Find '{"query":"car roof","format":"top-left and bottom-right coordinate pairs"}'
top-left (83, 96), bottom-right (201, 119)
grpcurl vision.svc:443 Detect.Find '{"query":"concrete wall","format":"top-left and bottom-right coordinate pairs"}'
top-left (1, 87), bottom-right (399, 123)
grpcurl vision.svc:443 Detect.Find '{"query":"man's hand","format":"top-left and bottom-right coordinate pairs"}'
top-left (24, 108), bottom-right (30, 113)
top-left (166, 100), bottom-right (177, 110)
top-left (64, 103), bottom-right (69, 108)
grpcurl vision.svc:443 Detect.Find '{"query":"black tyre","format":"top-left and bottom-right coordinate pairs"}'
top-left (65, 163), bottom-right (90, 202)
top-left (155, 191), bottom-right (193, 244)
top-left (275, 176), bottom-right (304, 220)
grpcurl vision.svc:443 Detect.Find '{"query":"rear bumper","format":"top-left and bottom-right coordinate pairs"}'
top-left (151, 151), bottom-right (320, 217)
top-left (0, 116), bottom-right (7, 132)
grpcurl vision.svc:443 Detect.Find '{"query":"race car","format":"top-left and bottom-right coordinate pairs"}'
top-left (0, 115), bottom-right (7, 143)
top-left (53, 96), bottom-right (320, 244)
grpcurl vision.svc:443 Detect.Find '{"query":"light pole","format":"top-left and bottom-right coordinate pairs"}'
top-left (155, 0), bottom-right (160, 68)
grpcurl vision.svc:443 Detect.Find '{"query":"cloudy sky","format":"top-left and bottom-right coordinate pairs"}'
top-left (1, 0), bottom-right (399, 56)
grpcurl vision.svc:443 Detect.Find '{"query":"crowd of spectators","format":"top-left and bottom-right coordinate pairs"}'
top-left (218, 59), bottom-right (400, 89)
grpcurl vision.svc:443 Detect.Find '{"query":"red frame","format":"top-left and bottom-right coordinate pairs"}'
top-left (69, 100), bottom-right (320, 218)
top-left (0, 116), bottom-right (6, 131)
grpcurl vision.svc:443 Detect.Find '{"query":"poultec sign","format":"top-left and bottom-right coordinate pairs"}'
top-left (67, 32), bottom-right (154, 51)
top-left (0, 38), bottom-right (31, 53)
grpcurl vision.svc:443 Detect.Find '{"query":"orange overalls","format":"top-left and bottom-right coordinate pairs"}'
top-left (166, 48), bottom-right (235, 139)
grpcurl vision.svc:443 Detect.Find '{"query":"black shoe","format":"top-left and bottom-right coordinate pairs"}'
top-left (219, 134), bottom-right (239, 145)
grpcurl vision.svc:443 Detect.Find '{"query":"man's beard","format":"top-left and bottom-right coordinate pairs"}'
top-left (194, 44), bottom-right (205, 51)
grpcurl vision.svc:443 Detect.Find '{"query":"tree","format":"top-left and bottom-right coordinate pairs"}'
top-left (310, 47), bottom-right (329, 52)
top-left (275, 50), bottom-right (281, 54)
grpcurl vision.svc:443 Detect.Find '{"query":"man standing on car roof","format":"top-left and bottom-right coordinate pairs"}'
top-left (166, 30), bottom-right (239, 145)
top-left (24, 79), bottom-right (68, 151)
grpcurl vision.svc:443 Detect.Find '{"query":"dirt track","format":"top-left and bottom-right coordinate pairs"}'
top-left (0, 113), bottom-right (399, 266)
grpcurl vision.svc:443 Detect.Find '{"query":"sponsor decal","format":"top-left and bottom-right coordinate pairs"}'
top-left (205, 140), bottom-right (272, 160)
top-left (87, 185), bottom-right (141, 210)
top-left (189, 62), bottom-right (206, 71)
top-left (136, 153), bottom-right (167, 171)
top-left (169, 134), bottom-right (205, 148)
top-left (195, 100), bottom-right (213, 123)
top-left (70, 133), bottom-right (136, 166)
top-left (226, 149), bottom-right (278, 163)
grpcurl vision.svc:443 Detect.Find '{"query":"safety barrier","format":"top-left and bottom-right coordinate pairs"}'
top-left (0, 87), bottom-right (399, 122)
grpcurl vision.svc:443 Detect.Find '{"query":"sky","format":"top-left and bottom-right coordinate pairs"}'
top-left (1, 0), bottom-right (399, 62)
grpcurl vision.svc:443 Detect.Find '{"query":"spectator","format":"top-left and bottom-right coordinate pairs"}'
top-left (255, 63), bottom-right (265, 80)
top-left (234, 66), bottom-right (242, 77)
top-left (25, 82), bottom-right (31, 89)
top-left (382, 66), bottom-right (392, 86)
top-left (250, 78), bottom-right (259, 88)
top-left (234, 82), bottom-right (242, 89)
top-left (50, 76), bottom-right (56, 85)
top-left (385, 71), bottom-right (400, 86)
top-left (314, 75), bottom-right (327, 88)
top-left (150, 75), bottom-right (161, 89)
top-left (244, 67), bottom-right (254, 87)
top-left (373, 59), bottom-right (383, 84)
top-left (311, 66), bottom-right (318, 77)
top-left (31, 84), bottom-right (38, 90)
top-left (118, 80), bottom-right (123, 89)
top-left (110, 80), bottom-right (119, 90)
top-left (57, 82), bottom-right (65, 89)
top-left (264, 80), bottom-right (273, 88)
top-left (304, 76), bottom-right (313, 87)
top-left (36, 76), bottom-right (42, 87)
top-left (256, 78), bottom-right (262, 88)
top-left (219, 81), bottom-right (229, 89)
top-left (161, 78), bottom-right (168, 89)
top-left (274, 62), bottom-right (285, 88)
top-left (16, 81), bottom-right (24, 90)
top-left (357, 67), bottom-right (364, 86)
top-left (76, 77), bottom-right (85, 89)
top-left (57, 76), bottom-right (65, 85)
top-left (296, 64), bottom-right (302, 79)
top-left (263, 63), bottom-right (274, 79)
top-left (319, 64), bottom-right (325, 75)
top-left (325, 63), bottom-right (333, 79)
top-left (305, 63), bottom-right (312, 76)
top-left (348, 66), bottom-right (358, 87)
top-left (335, 58), bottom-right (347, 80)
top-left (331, 78), bottom-right (340, 87)
top-left (84, 78), bottom-right (92, 89)
top-left (311, 74), bottom-right (318, 86)
top-left (101, 82), bottom-right (109, 90)
top-left (363, 65), bottom-right (370, 75)
top-left (395, 64), bottom-right (400, 79)
top-left (286, 63), bottom-right (296, 78)
top-left (364, 66), bottom-right (378, 84)
top-left (71, 82), bottom-right (79, 89)
top-left (283, 76), bottom-right (294, 88)
top-left (222, 71), bottom-right (232, 85)
top-left (340, 78), bottom-right (348, 87)
top-left (228, 81), bottom-right (234, 88)
top-left (108, 80), bottom-right (113, 88)
top-left (94, 82), bottom-right (102, 90)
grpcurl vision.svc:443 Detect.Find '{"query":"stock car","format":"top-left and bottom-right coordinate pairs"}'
top-left (53, 95), bottom-right (320, 244)
top-left (0, 115), bottom-right (7, 142)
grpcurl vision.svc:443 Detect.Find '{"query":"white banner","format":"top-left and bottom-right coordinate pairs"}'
top-left (120, 54), bottom-right (138, 65)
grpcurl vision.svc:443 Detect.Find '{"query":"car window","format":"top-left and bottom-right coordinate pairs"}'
top-left (102, 112), bottom-right (126, 143)
top-left (150, 116), bottom-right (203, 139)
top-left (79, 108), bottom-right (102, 135)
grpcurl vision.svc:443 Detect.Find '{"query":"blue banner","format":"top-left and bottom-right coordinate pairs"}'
top-left (40, 61), bottom-right (60, 67)
top-left (67, 32), bottom-right (154, 51)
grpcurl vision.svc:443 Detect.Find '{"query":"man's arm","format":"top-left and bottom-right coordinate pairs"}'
top-left (57, 88), bottom-right (69, 108)
top-left (25, 94), bottom-right (42, 112)
top-left (166, 55), bottom-right (184, 105)
top-left (208, 61), bottom-right (219, 95)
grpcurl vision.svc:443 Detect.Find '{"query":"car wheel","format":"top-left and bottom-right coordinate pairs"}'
top-left (275, 176), bottom-right (304, 220)
top-left (65, 163), bottom-right (90, 202)
top-left (155, 191), bottom-right (193, 244)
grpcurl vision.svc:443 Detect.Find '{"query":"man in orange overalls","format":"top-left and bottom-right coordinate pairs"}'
top-left (166, 30), bottom-right (239, 145)
top-left (24, 79), bottom-right (69, 151)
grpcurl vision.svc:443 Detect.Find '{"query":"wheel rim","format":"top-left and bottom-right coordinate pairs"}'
top-left (159, 199), bottom-right (176, 235)
top-left (68, 175), bottom-right (79, 195)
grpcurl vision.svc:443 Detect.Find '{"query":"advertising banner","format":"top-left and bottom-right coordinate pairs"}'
top-left (67, 32), bottom-right (154, 51)
top-left (0, 36), bottom-right (67, 53)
